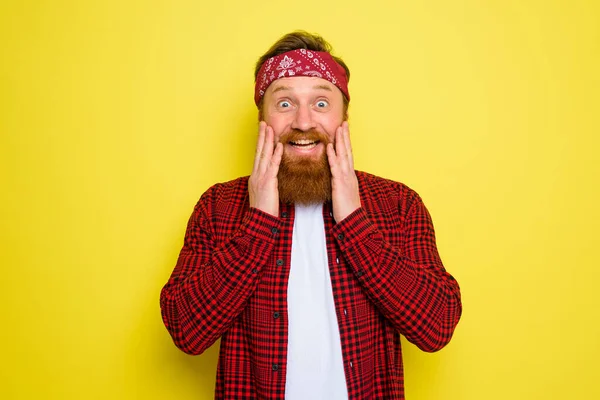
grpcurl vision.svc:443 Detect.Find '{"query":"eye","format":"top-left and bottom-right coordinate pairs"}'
top-left (277, 100), bottom-right (291, 108)
top-left (315, 100), bottom-right (329, 108)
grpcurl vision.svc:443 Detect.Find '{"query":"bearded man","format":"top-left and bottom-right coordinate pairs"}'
top-left (160, 31), bottom-right (462, 400)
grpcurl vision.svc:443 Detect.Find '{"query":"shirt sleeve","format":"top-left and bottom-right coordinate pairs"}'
top-left (331, 197), bottom-right (462, 352)
top-left (160, 187), bottom-right (281, 355)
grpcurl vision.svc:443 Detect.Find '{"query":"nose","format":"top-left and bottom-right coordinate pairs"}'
top-left (290, 104), bottom-right (316, 132)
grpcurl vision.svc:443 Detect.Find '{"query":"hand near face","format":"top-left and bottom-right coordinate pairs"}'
top-left (326, 121), bottom-right (361, 223)
top-left (248, 121), bottom-right (283, 217)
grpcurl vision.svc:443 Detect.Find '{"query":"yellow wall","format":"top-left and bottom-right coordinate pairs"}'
top-left (2, 0), bottom-right (599, 398)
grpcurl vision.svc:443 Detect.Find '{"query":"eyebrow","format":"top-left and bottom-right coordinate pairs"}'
top-left (271, 85), bottom-right (291, 94)
top-left (271, 84), bottom-right (333, 94)
top-left (313, 84), bottom-right (332, 92)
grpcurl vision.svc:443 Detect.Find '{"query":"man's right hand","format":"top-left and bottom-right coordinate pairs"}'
top-left (248, 121), bottom-right (283, 217)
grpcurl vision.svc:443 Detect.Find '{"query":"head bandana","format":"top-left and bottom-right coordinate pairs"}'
top-left (254, 49), bottom-right (350, 106)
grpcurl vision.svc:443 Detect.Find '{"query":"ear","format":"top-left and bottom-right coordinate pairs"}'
top-left (342, 100), bottom-right (349, 121)
top-left (257, 100), bottom-right (264, 121)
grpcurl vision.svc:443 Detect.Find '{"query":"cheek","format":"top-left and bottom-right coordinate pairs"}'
top-left (326, 131), bottom-right (336, 145)
top-left (267, 121), bottom-right (287, 144)
top-left (315, 111), bottom-right (344, 137)
top-left (264, 112), bottom-right (289, 133)
top-left (271, 125), bottom-right (287, 143)
top-left (321, 121), bottom-right (342, 143)
top-left (273, 132), bottom-right (283, 145)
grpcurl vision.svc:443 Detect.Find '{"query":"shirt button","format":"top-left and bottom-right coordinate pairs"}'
top-left (252, 268), bottom-right (258, 274)
top-left (337, 233), bottom-right (344, 241)
top-left (281, 212), bottom-right (288, 218)
top-left (271, 227), bottom-right (279, 234)
top-left (273, 312), bottom-right (280, 319)
top-left (276, 259), bottom-right (284, 266)
top-left (272, 363), bottom-right (279, 371)
top-left (357, 270), bottom-right (364, 277)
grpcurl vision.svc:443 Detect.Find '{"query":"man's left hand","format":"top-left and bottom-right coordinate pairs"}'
top-left (327, 121), bottom-right (361, 223)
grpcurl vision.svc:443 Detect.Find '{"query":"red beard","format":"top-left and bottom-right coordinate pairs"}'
top-left (277, 129), bottom-right (332, 205)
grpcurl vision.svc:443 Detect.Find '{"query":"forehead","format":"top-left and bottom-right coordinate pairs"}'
top-left (266, 76), bottom-right (341, 97)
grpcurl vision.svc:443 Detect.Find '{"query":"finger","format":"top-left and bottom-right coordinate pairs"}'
top-left (343, 122), bottom-right (354, 170)
top-left (343, 122), bottom-right (352, 157)
top-left (326, 142), bottom-right (339, 174)
top-left (267, 142), bottom-right (283, 179)
top-left (253, 122), bottom-right (267, 172)
top-left (335, 126), bottom-right (348, 164)
top-left (258, 125), bottom-right (275, 174)
top-left (335, 126), bottom-right (346, 157)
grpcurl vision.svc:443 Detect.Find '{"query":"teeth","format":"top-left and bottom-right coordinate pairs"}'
top-left (291, 139), bottom-right (316, 145)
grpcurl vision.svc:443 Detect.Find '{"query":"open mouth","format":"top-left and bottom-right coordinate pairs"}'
top-left (289, 139), bottom-right (319, 150)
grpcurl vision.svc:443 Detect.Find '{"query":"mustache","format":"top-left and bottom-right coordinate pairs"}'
top-left (279, 129), bottom-right (331, 145)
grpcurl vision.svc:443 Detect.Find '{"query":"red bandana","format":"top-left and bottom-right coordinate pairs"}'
top-left (254, 49), bottom-right (350, 106)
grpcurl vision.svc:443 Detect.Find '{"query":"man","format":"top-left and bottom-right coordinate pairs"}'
top-left (160, 31), bottom-right (462, 399)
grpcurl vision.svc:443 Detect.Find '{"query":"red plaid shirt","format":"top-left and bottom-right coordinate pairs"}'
top-left (161, 171), bottom-right (462, 399)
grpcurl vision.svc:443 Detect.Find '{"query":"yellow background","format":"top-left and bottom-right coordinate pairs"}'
top-left (2, 0), bottom-right (599, 398)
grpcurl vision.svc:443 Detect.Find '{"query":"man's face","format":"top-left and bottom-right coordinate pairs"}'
top-left (261, 76), bottom-right (346, 204)
top-left (262, 76), bottom-right (346, 159)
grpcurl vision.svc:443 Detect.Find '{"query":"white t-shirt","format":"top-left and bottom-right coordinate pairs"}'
top-left (285, 203), bottom-right (348, 400)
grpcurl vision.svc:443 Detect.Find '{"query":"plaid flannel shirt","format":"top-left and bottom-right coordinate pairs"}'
top-left (160, 171), bottom-right (462, 399)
